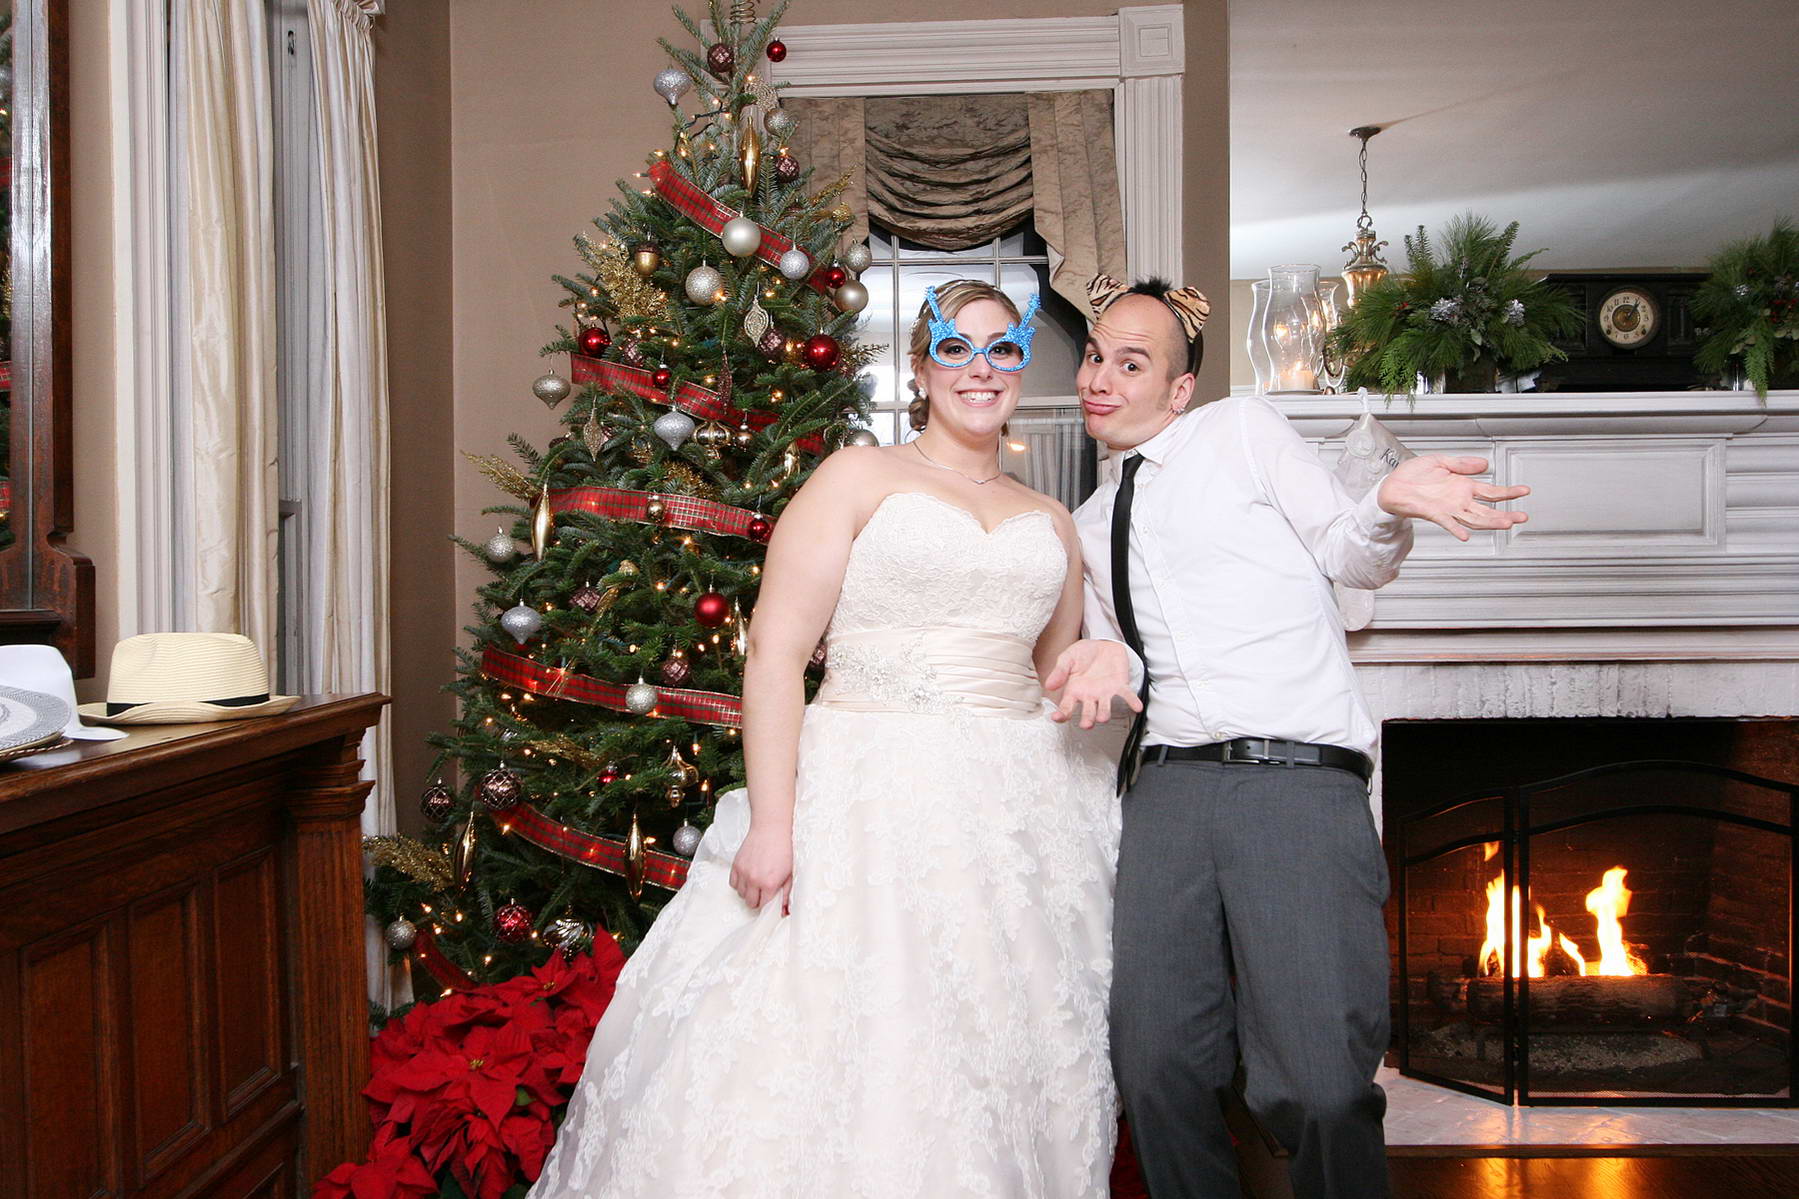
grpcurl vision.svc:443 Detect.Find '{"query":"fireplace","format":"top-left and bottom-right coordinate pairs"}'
top-left (1387, 720), bottom-right (1796, 1106)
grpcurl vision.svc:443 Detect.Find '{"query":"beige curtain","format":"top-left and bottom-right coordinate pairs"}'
top-left (308, 0), bottom-right (395, 1004)
top-left (1027, 91), bottom-right (1127, 312)
top-left (784, 91), bottom-right (1126, 311)
top-left (183, 0), bottom-right (279, 660)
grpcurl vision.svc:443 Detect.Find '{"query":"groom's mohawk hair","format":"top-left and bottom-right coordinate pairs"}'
top-left (1087, 273), bottom-right (1208, 377)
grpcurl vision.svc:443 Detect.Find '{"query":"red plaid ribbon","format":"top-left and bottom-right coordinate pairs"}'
top-left (570, 354), bottom-right (824, 455)
top-left (647, 160), bottom-right (836, 295)
top-left (499, 803), bottom-right (691, 890)
top-left (482, 645), bottom-right (744, 728)
top-left (548, 483), bottom-right (770, 546)
top-left (411, 927), bottom-right (479, 992)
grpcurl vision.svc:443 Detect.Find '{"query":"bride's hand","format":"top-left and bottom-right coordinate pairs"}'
top-left (1044, 639), bottom-right (1143, 729)
top-left (729, 821), bottom-right (794, 913)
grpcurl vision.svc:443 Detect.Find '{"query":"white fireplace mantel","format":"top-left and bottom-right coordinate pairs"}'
top-left (1268, 390), bottom-right (1799, 656)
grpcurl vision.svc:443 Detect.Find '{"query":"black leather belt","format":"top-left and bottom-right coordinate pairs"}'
top-left (1140, 737), bottom-right (1372, 784)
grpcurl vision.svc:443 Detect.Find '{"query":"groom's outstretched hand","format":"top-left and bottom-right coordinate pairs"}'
top-left (1045, 640), bottom-right (1142, 730)
top-left (1377, 454), bottom-right (1531, 542)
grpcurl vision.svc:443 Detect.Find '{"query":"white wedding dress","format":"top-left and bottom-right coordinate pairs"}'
top-left (531, 491), bottom-right (1121, 1199)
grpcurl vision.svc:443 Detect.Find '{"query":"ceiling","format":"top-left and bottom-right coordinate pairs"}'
top-left (1228, 0), bottom-right (1799, 278)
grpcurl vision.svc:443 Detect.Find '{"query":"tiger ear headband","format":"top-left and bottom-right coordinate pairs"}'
top-left (1085, 273), bottom-right (1212, 341)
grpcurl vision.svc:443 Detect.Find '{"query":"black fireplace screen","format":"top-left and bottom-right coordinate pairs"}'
top-left (1396, 760), bottom-right (1796, 1106)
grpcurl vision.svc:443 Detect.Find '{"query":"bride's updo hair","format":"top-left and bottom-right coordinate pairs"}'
top-left (906, 280), bottom-right (1023, 432)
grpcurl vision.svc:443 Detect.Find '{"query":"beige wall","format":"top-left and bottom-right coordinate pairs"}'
top-left (377, 0), bottom-right (455, 830)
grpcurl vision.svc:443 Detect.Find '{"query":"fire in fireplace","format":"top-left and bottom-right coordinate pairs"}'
top-left (1390, 731), bottom-right (1796, 1107)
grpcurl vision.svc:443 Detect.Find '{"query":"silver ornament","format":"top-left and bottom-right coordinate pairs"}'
top-left (721, 216), bottom-right (763, 258)
top-left (685, 264), bottom-right (726, 304)
top-left (765, 107), bottom-right (797, 139)
top-left (484, 527), bottom-right (518, 563)
top-left (653, 67), bottom-right (691, 106)
top-left (778, 248), bottom-right (812, 281)
top-left (532, 372), bottom-right (571, 406)
top-left (843, 243), bottom-right (873, 274)
top-left (625, 681), bottom-right (659, 715)
top-left (653, 410), bottom-right (697, 450)
top-left (545, 916), bottom-right (595, 957)
top-left (695, 421), bottom-right (733, 448)
top-left (671, 821), bottom-right (703, 857)
top-left (842, 428), bottom-right (880, 448)
top-left (834, 279), bottom-right (869, 314)
top-left (500, 602), bottom-right (543, 644)
top-left (855, 373), bottom-right (879, 399)
top-left (384, 918), bottom-right (418, 950)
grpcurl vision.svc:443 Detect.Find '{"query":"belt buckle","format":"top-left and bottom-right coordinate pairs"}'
top-left (1221, 739), bottom-right (1264, 767)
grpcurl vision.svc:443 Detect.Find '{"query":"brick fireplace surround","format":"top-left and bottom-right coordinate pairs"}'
top-left (1275, 388), bottom-right (1799, 1146)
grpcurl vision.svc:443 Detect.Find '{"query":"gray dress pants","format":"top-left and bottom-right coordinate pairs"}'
top-left (1111, 759), bottom-right (1391, 1198)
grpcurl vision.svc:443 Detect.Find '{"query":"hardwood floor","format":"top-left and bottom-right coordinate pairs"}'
top-left (1389, 1152), bottom-right (1799, 1198)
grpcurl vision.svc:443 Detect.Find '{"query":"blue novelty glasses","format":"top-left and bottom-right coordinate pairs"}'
top-left (925, 287), bottom-right (1042, 372)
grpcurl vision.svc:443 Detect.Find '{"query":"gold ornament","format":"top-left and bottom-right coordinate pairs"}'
top-left (577, 235), bottom-right (669, 323)
top-left (583, 407), bottom-right (607, 456)
top-left (829, 204), bottom-right (853, 224)
top-left (645, 497), bottom-right (667, 522)
top-left (665, 783), bottom-right (686, 807)
top-left (632, 244), bottom-right (662, 277)
top-left (626, 811), bottom-right (646, 900)
top-left (464, 452), bottom-right (537, 501)
top-left (532, 484), bottom-right (555, 558)
top-left (768, 448), bottom-right (801, 490)
top-left (618, 560), bottom-right (640, 576)
top-left (451, 813), bottom-right (478, 887)
top-left (740, 120), bottom-right (762, 192)
top-left (666, 744), bottom-right (701, 785)
top-left (731, 601), bottom-right (749, 658)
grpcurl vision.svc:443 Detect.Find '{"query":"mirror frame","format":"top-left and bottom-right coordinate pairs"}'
top-left (0, 0), bottom-right (92, 675)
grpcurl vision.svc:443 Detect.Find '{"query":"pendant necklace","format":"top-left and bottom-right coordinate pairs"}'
top-left (912, 439), bottom-right (1002, 485)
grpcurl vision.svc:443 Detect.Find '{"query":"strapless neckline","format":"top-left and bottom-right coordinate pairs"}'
top-left (866, 490), bottom-right (1054, 538)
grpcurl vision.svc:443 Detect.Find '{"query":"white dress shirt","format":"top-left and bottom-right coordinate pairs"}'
top-left (1073, 395), bottom-right (1413, 759)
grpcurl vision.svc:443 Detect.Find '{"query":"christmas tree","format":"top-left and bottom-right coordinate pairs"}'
top-left (366, 0), bottom-right (873, 995)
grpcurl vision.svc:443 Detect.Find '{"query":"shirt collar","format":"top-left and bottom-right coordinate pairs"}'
top-left (1102, 411), bottom-right (1193, 480)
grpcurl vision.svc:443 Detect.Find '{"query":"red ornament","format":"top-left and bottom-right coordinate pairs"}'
top-left (494, 901), bottom-right (533, 943)
top-left (578, 325), bottom-right (611, 355)
top-left (659, 656), bottom-right (693, 686)
top-left (757, 327), bottom-right (787, 359)
top-left (765, 39), bottom-right (787, 62)
top-left (773, 152), bottom-right (801, 185)
top-left (823, 265), bottom-right (848, 289)
top-left (802, 333), bottom-right (842, 371)
top-left (705, 42), bottom-right (736, 79)
top-left (477, 767), bottom-right (524, 811)
top-left (747, 515), bottom-right (773, 543)
top-left (694, 591), bottom-right (730, 628)
top-left (599, 764), bottom-right (620, 786)
top-left (420, 781), bottom-right (455, 824)
top-left (652, 365), bottom-right (673, 389)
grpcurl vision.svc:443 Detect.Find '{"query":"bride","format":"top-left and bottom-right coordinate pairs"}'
top-left (530, 280), bottom-right (1123, 1198)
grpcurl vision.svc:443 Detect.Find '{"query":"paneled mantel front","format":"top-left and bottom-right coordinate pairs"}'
top-left (1264, 389), bottom-right (1799, 807)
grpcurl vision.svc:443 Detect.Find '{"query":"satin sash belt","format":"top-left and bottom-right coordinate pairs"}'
top-left (813, 626), bottom-right (1043, 718)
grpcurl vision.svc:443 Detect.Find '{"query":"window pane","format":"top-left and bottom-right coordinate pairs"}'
top-left (1002, 406), bottom-right (1099, 508)
top-left (868, 226), bottom-right (894, 258)
top-left (859, 265), bottom-right (901, 412)
top-left (1017, 223), bottom-right (1049, 258)
top-left (999, 263), bottom-right (1086, 397)
top-left (996, 227), bottom-right (1027, 258)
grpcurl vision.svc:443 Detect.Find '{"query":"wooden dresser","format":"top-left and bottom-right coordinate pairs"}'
top-left (0, 694), bottom-right (387, 1198)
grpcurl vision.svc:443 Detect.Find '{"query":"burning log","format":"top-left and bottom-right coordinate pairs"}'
top-left (1467, 974), bottom-right (1690, 1027)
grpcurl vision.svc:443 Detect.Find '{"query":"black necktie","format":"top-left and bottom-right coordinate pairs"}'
top-left (1111, 453), bottom-right (1150, 793)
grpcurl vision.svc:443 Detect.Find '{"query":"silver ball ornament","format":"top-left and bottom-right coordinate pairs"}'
top-left (765, 107), bottom-right (798, 139)
top-left (671, 821), bottom-right (703, 857)
top-left (545, 916), bottom-right (595, 957)
top-left (777, 248), bottom-right (812, 281)
top-left (500, 602), bottom-right (543, 644)
top-left (484, 527), bottom-right (518, 563)
top-left (842, 428), bottom-right (880, 448)
top-left (843, 243), bottom-right (873, 274)
top-left (532, 372), bottom-right (571, 406)
top-left (685, 264), bottom-right (726, 304)
top-left (384, 918), bottom-right (418, 950)
top-left (652, 410), bottom-right (697, 450)
top-left (833, 279), bottom-right (870, 314)
top-left (720, 216), bottom-right (763, 258)
top-left (624, 681), bottom-right (659, 715)
top-left (653, 67), bottom-right (691, 106)
top-left (855, 373), bottom-right (879, 399)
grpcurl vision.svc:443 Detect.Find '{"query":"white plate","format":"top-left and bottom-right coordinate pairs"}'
top-left (0, 684), bottom-right (72, 753)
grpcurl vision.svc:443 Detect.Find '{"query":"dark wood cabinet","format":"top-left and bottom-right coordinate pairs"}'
top-left (0, 694), bottom-right (387, 1198)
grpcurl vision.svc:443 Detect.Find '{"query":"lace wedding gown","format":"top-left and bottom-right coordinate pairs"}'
top-left (531, 491), bottom-right (1121, 1199)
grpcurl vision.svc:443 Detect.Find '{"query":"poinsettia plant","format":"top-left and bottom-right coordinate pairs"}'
top-left (1692, 218), bottom-right (1799, 398)
top-left (1328, 213), bottom-right (1584, 394)
top-left (314, 939), bottom-right (626, 1199)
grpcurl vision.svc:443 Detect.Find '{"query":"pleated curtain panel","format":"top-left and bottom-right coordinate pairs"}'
top-left (786, 92), bottom-right (1127, 310)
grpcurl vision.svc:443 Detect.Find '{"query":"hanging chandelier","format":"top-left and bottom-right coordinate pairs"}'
top-left (1341, 125), bottom-right (1391, 307)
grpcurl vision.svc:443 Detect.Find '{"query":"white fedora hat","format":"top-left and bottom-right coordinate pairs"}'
top-left (77, 633), bottom-right (299, 725)
top-left (0, 643), bottom-right (128, 741)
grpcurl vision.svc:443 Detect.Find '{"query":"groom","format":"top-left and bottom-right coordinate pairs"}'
top-left (1046, 278), bottom-right (1529, 1198)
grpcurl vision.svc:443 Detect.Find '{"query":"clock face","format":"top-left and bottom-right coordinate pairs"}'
top-left (1598, 287), bottom-right (1659, 348)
